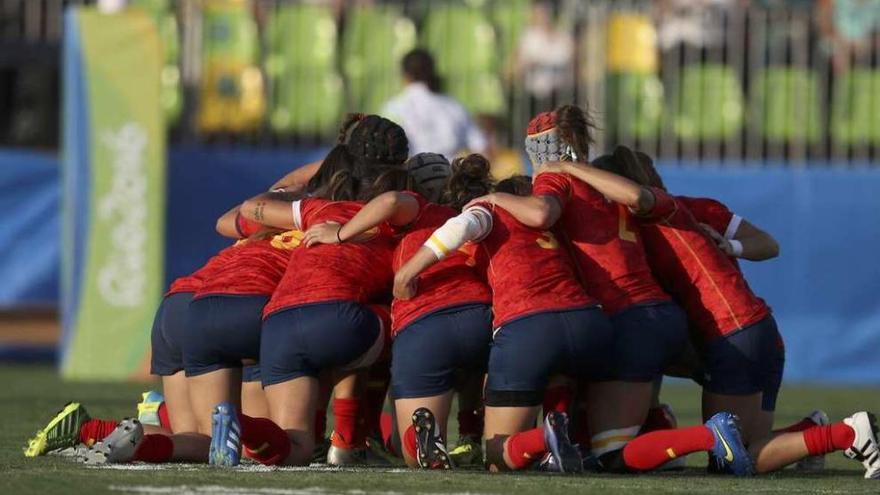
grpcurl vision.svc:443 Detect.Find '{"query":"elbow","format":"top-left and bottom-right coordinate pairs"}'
top-left (766, 237), bottom-right (780, 259)
top-left (634, 188), bottom-right (654, 214)
top-left (216, 217), bottom-right (237, 238)
top-left (532, 208), bottom-right (555, 230)
top-left (239, 199), bottom-right (259, 222)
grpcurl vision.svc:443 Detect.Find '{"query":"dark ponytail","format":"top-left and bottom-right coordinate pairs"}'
top-left (402, 48), bottom-right (443, 93)
top-left (359, 166), bottom-right (413, 201)
top-left (442, 153), bottom-right (493, 211)
top-left (592, 145), bottom-right (655, 188)
top-left (495, 175), bottom-right (533, 197)
top-left (554, 104), bottom-right (597, 163)
top-left (307, 145), bottom-right (364, 201)
top-left (337, 113), bottom-right (366, 144)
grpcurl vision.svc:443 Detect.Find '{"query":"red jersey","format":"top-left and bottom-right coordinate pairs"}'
top-left (474, 205), bottom-right (594, 328)
top-left (679, 196), bottom-right (744, 269)
top-left (195, 232), bottom-right (300, 299)
top-left (263, 199), bottom-right (395, 318)
top-left (391, 193), bottom-right (491, 334)
top-left (166, 243), bottom-right (242, 296)
top-left (677, 196), bottom-right (741, 241)
top-left (637, 188), bottom-right (769, 341)
top-left (533, 172), bottom-right (670, 314)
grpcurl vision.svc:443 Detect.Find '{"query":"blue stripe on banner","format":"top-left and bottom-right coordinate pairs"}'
top-left (60, 8), bottom-right (91, 368)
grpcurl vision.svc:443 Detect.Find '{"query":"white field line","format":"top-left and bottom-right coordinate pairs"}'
top-left (108, 486), bottom-right (494, 495)
top-left (91, 463), bottom-right (411, 473)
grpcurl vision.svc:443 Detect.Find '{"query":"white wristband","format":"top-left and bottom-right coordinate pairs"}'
top-left (729, 239), bottom-right (744, 257)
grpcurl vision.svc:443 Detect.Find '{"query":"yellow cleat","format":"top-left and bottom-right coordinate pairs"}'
top-left (24, 402), bottom-right (90, 457)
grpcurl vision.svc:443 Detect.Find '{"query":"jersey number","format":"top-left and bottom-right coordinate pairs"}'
top-left (536, 231), bottom-right (559, 250)
top-left (271, 230), bottom-right (304, 250)
top-left (618, 204), bottom-right (637, 242)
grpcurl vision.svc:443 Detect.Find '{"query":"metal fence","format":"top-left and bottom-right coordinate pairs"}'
top-left (2, 0), bottom-right (880, 165)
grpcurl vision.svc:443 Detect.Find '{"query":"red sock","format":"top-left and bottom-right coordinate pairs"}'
top-left (158, 403), bottom-right (171, 430)
top-left (457, 408), bottom-right (484, 441)
top-left (314, 409), bottom-right (327, 444)
top-left (803, 423), bottom-right (855, 456)
top-left (133, 434), bottom-right (173, 463)
top-left (238, 414), bottom-right (291, 466)
top-left (773, 418), bottom-right (816, 434)
top-left (403, 424), bottom-right (418, 459)
top-left (505, 428), bottom-right (546, 470)
top-left (79, 419), bottom-right (119, 446)
top-left (379, 411), bottom-right (397, 455)
top-left (640, 405), bottom-right (677, 435)
top-left (331, 398), bottom-right (363, 449)
top-left (543, 385), bottom-right (572, 416)
top-left (363, 365), bottom-right (390, 438)
top-left (623, 425), bottom-right (714, 471)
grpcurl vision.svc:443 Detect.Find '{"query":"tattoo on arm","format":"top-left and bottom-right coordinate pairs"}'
top-left (253, 202), bottom-right (266, 222)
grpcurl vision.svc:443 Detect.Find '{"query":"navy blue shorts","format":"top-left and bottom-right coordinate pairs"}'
top-left (182, 295), bottom-right (267, 377)
top-left (260, 301), bottom-right (381, 387)
top-left (485, 306), bottom-right (614, 407)
top-left (242, 364), bottom-right (261, 383)
top-left (391, 304), bottom-right (492, 399)
top-left (703, 315), bottom-right (786, 411)
top-left (150, 292), bottom-right (193, 376)
top-left (605, 301), bottom-right (690, 382)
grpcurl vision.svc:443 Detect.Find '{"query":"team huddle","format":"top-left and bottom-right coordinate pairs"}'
top-left (24, 106), bottom-right (880, 480)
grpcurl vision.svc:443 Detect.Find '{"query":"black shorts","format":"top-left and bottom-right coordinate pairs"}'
top-left (260, 301), bottom-right (381, 387)
top-left (703, 315), bottom-right (786, 412)
top-left (182, 294), bottom-right (267, 377)
top-left (150, 292), bottom-right (193, 376)
top-left (391, 304), bottom-right (492, 399)
top-left (485, 306), bottom-right (614, 407)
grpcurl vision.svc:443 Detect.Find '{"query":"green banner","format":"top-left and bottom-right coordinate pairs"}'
top-left (62, 8), bottom-right (165, 380)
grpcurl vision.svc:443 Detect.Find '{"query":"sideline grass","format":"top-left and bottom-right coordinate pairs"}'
top-left (3, 365), bottom-right (879, 494)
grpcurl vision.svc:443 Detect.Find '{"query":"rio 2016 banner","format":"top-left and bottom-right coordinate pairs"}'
top-left (61, 7), bottom-right (165, 380)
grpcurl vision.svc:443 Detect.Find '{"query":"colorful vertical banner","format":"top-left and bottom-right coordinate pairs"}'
top-left (61, 7), bottom-right (165, 380)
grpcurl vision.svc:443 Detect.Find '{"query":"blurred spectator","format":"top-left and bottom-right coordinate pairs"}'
top-left (655, 0), bottom-right (739, 53)
top-left (817, 0), bottom-right (880, 72)
top-left (381, 48), bottom-right (487, 160)
top-left (512, 1), bottom-right (574, 103)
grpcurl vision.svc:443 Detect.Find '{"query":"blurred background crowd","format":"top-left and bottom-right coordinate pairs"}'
top-left (5, 0), bottom-right (880, 164)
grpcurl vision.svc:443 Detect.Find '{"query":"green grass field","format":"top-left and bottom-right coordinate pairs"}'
top-left (3, 364), bottom-right (880, 494)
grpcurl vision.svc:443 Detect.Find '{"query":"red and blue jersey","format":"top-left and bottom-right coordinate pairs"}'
top-left (263, 198), bottom-right (396, 318)
top-left (533, 172), bottom-right (670, 314)
top-left (474, 204), bottom-right (594, 328)
top-left (390, 192), bottom-right (491, 334)
top-left (637, 188), bottom-right (770, 341)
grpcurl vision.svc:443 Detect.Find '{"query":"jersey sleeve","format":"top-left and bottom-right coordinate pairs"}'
top-left (641, 187), bottom-right (678, 221)
top-left (532, 172), bottom-right (572, 207)
top-left (680, 197), bottom-right (741, 239)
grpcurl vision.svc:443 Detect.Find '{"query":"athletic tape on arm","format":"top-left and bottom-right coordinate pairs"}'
top-left (424, 206), bottom-right (493, 260)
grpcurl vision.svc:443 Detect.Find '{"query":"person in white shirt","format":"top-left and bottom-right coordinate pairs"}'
top-left (381, 49), bottom-right (487, 160)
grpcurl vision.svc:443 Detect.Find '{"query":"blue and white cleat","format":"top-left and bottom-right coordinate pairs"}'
top-left (543, 411), bottom-right (583, 474)
top-left (705, 412), bottom-right (754, 477)
top-left (210, 402), bottom-right (242, 467)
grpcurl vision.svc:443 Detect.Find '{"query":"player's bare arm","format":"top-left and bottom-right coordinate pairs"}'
top-left (216, 205), bottom-right (242, 239)
top-left (268, 160), bottom-right (322, 192)
top-left (465, 193), bottom-right (560, 229)
top-left (303, 191), bottom-right (421, 248)
top-left (238, 193), bottom-right (297, 230)
top-left (544, 161), bottom-right (656, 215)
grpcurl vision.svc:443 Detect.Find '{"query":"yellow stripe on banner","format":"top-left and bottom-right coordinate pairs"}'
top-left (428, 234), bottom-right (452, 256)
top-left (591, 435), bottom-right (636, 449)
top-left (666, 448), bottom-right (677, 459)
